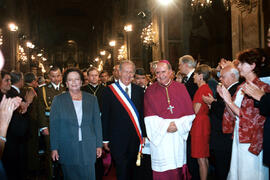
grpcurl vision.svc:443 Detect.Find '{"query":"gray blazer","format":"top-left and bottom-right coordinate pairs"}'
top-left (50, 91), bottom-right (102, 165)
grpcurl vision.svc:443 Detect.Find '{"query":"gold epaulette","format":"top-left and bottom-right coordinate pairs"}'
top-left (42, 86), bottom-right (50, 111)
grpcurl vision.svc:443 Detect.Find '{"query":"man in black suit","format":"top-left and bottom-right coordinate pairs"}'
top-left (2, 71), bottom-right (30, 180)
top-left (101, 60), bottom-right (146, 180)
top-left (178, 55), bottom-right (198, 100)
top-left (100, 70), bottom-right (110, 86)
top-left (203, 64), bottom-right (240, 180)
top-left (178, 55), bottom-right (199, 180)
top-left (107, 64), bottom-right (120, 85)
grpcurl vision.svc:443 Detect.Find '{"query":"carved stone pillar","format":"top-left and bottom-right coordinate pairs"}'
top-left (231, 0), bottom-right (264, 58)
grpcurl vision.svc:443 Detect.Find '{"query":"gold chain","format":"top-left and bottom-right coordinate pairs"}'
top-left (165, 87), bottom-right (171, 105)
top-left (88, 84), bottom-right (100, 96)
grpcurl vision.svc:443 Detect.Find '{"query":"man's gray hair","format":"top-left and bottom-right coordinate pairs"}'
top-left (229, 66), bottom-right (240, 80)
top-left (179, 55), bottom-right (197, 68)
top-left (119, 60), bottom-right (135, 72)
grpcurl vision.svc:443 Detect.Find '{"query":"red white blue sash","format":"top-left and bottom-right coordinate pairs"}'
top-left (109, 83), bottom-right (143, 152)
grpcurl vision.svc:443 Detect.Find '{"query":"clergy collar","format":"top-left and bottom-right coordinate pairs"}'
top-left (158, 79), bottom-right (172, 88)
top-left (119, 80), bottom-right (131, 90)
top-left (186, 69), bottom-right (195, 80)
top-left (11, 85), bottom-right (20, 94)
top-left (89, 83), bottom-right (98, 88)
top-left (51, 82), bottom-right (60, 90)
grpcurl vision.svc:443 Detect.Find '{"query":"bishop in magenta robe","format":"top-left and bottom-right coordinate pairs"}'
top-left (144, 78), bottom-right (195, 180)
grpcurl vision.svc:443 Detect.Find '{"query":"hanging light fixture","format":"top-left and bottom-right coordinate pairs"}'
top-left (117, 45), bottom-right (127, 60)
top-left (222, 0), bottom-right (257, 12)
top-left (190, 0), bottom-right (212, 10)
top-left (140, 23), bottom-right (156, 46)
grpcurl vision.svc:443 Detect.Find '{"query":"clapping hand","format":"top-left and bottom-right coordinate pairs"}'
top-left (202, 93), bottom-right (216, 105)
top-left (25, 87), bottom-right (36, 104)
top-left (0, 95), bottom-right (22, 135)
top-left (217, 85), bottom-right (232, 105)
top-left (242, 81), bottom-right (265, 101)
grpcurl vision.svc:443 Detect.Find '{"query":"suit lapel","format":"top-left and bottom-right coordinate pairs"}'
top-left (187, 73), bottom-right (194, 85)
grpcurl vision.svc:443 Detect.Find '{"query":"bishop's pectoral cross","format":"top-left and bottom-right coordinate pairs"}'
top-left (167, 105), bottom-right (174, 114)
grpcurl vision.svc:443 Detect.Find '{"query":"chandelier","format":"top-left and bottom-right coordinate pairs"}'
top-left (140, 23), bottom-right (156, 46)
top-left (190, 0), bottom-right (212, 10)
top-left (223, 0), bottom-right (257, 12)
top-left (190, 0), bottom-right (257, 12)
top-left (18, 45), bottom-right (28, 64)
top-left (117, 45), bottom-right (127, 60)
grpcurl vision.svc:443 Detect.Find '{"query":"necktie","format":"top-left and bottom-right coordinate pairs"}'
top-left (125, 87), bottom-right (129, 98)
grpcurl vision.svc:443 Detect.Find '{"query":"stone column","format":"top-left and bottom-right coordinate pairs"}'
top-left (231, 0), bottom-right (264, 57)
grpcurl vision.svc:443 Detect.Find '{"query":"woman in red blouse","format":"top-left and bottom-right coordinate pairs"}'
top-left (191, 64), bottom-right (213, 180)
top-left (218, 49), bottom-right (270, 180)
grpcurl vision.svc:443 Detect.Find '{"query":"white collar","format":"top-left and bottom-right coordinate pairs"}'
top-left (187, 69), bottom-right (195, 80)
top-left (11, 85), bottom-right (20, 93)
top-left (227, 81), bottom-right (239, 90)
top-left (119, 80), bottom-right (131, 90)
top-left (51, 82), bottom-right (60, 90)
top-left (89, 83), bottom-right (98, 88)
top-left (39, 83), bottom-right (46, 88)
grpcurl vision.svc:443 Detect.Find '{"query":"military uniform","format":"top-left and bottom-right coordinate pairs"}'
top-left (21, 85), bottom-right (40, 176)
top-left (37, 83), bottom-right (65, 180)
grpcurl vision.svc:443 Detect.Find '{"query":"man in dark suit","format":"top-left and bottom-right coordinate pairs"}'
top-left (178, 55), bottom-right (198, 99)
top-left (101, 60), bottom-right (146, 180)
top-left (178, 55), bottom-right (199, 180)
top-left (2, 71), bottom-right (30, 180)
top-left (203, 64), bottom-right (240, 180)
top-left (107, 64), bottom-right (120, 85)
top-left (99, 70), bottom-right (110, 86)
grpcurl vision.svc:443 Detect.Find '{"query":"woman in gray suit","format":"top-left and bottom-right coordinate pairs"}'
top-left (50, 68), bottom-right (102, 180)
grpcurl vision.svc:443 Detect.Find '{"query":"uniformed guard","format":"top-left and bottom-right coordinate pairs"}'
top-left (22, 72), bottom-right (39, 178)
top-left (37, 66), bottom-right (65, 180)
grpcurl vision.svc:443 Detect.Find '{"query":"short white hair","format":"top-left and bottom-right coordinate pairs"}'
top-left (179, 55), bottom-right (197, 68)
top-left (229, 67), bottom-right (240, 80)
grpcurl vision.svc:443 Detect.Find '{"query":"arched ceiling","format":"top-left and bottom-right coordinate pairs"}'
top-left (35, 0), bottom-right (113, 50)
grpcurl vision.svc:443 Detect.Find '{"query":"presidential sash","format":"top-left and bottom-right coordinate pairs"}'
top-left (109, 83), bottom-right (143, 166)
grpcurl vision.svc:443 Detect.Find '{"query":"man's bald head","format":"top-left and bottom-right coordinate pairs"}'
top-left (219, 64), bottom-right (239, 88)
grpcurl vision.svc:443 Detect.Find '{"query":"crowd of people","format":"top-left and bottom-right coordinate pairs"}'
top-left (0, 47), bottom-right (269, 180)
